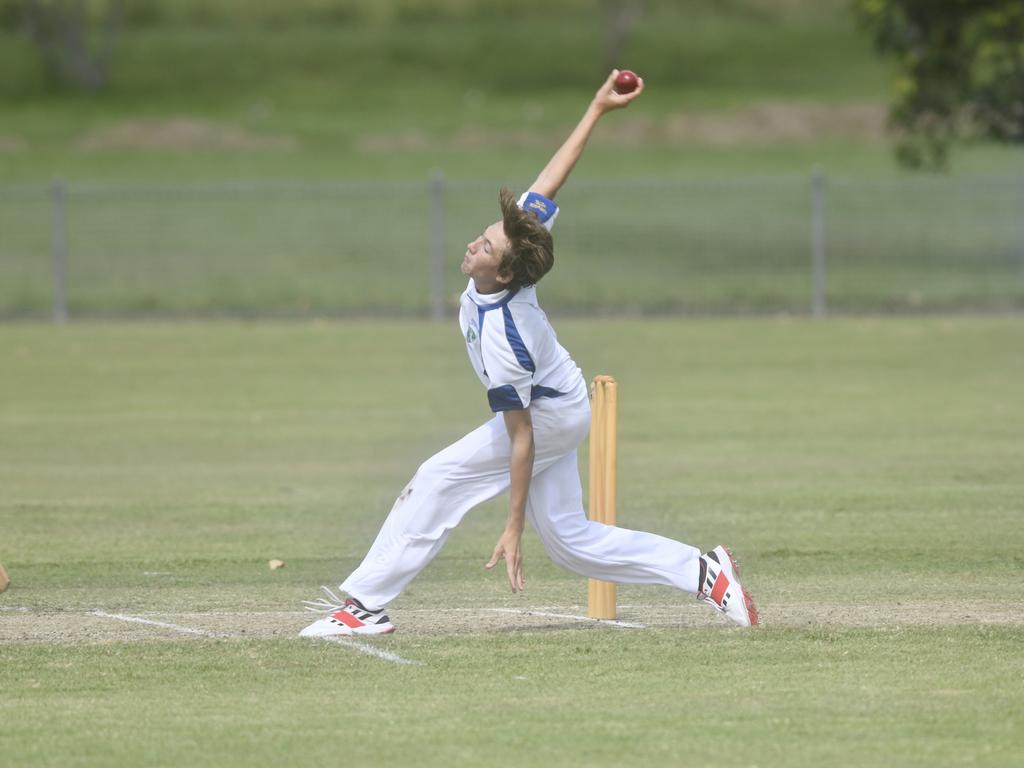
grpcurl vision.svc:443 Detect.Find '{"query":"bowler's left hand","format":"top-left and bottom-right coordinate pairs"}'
top-left (486, 527), bottom-right (525, 593)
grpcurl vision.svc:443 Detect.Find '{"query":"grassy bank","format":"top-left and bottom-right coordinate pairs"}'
top-left (0, 0), bottom-right (918, 183)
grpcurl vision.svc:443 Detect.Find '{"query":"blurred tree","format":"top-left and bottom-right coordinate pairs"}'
top-left (20, 0), bottom-right (124, 91)
top-left (855, 0), bottom-right (1024, 168)
top-left (601, 0), bottom-right (645, 76)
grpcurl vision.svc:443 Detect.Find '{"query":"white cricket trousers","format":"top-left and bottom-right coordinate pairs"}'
top-left (341, 383), bottom-right (702, 610)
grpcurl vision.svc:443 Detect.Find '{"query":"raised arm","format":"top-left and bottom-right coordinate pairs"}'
top-left (528, 70), bottom-right (645, 200)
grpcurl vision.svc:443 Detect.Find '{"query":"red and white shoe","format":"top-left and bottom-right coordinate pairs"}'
top-left (699, 546), bottom-right (760, 627)
top-left (299, 587), bottom-right (395, 637)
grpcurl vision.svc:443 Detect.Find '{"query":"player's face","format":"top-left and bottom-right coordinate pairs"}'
top-left (462, 221), bottom-right (512, 292)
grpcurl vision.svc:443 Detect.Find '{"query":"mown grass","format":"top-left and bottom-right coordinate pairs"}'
top-left (3, 627), bottom-right (1022, 768)
top-left (1, 318), bottom-right (1023, 765)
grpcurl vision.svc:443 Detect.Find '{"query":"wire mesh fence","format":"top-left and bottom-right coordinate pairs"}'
top-left (1, 174), bottom-right (1022, 320)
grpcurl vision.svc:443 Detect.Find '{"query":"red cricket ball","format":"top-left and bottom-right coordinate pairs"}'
top-left (613, 70), bottom-right (639, 95)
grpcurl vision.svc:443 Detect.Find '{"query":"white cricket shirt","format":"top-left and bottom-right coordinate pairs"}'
top-left (458, 193), bottom-right (584, 412)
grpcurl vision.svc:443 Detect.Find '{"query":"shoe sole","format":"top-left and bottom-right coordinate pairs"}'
top-left (354, 625), bottom-right (396, 636)
top-left (299, 622), bottom-right (397, 638)
top-left (720, 547), bottom-right (760, 627)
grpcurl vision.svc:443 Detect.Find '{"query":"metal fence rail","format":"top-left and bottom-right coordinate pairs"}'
top-left (1, 173), bottom-right (1021, 320)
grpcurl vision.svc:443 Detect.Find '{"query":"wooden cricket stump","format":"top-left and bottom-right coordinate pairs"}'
top-left (587, 375), bottom-right (617, 619)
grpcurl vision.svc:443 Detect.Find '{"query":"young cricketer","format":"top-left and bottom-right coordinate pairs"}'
top-left (301, 71), bottom-right (758, 637)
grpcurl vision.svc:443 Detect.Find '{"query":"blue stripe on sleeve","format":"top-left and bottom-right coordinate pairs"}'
top-left (488, 385), bottom-right (525, 412)
top-left (502, 305), bottom-right (535, 373)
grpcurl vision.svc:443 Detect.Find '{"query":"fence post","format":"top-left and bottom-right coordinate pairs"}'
top-left (429, 170), bottom-right (446, 321)
top-left (810, 166), bottom-right (827, 318)
top-left (1020, 177), bottom-right (1024, 280)
top-left (51, 177), bottom-right (69, 324)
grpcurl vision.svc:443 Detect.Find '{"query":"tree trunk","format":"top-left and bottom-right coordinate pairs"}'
top-left (601, 0), bottom-right (645, 75)
top-left (24, 0), bottom-right (123, 91)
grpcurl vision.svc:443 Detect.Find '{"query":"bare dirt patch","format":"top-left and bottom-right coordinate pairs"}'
top-left (0, 134), bottom-right (28, 153)
top-left (357, 102), bottom-right (887, 153)
top-left (75, 118), bottom-right (297, 153)
top-left (661, 103), bottom-right (887, 145)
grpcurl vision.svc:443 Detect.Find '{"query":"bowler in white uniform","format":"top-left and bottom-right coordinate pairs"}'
top-left (301, 72), bottom-right (758, 637)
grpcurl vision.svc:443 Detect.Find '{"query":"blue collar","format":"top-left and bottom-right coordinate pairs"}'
top-left (470, 287), bottom-right (519, 311)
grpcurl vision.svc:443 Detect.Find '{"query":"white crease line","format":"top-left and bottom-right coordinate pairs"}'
top-left (320, 636), bottom-right (423, 666)
top-left (487, 608), bottom-right (646, 629)
top-left (90, 610), bottom-right (424, 667)
top-left (91, 610), bottom-right (229, 638)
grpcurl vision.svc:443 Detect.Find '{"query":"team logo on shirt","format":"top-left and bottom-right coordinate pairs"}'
top-left (465, 321), bottom-right (478, 344)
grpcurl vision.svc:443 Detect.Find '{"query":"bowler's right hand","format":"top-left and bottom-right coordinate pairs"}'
top-left (593, 69), bottom-right (645, 113)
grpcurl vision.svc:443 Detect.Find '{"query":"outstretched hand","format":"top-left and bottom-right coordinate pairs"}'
top-left (593, 69), bottom-right (645, 114)
top-left (485, 527), bottom-right (525, 593)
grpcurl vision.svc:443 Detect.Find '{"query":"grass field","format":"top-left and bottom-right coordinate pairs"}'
top-left (2, 318), bottom-right (1022, 766)
top-left (2, 3), bottom-right (1023, 762)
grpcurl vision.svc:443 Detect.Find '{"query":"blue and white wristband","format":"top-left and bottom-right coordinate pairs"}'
top-left (517, 191), bottom-right (559, 231)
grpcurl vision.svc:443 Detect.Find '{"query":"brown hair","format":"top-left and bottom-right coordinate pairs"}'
top-left (497, 187), bottom-right (555, 289)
